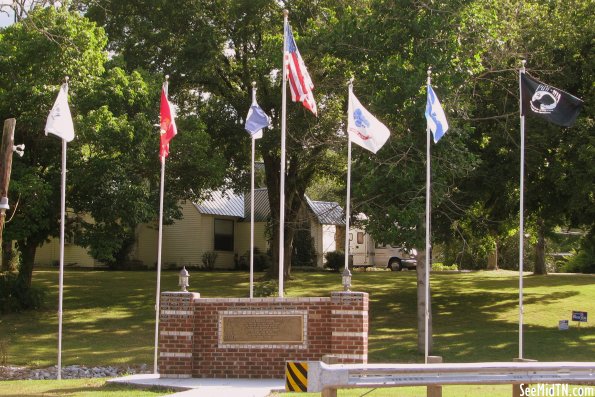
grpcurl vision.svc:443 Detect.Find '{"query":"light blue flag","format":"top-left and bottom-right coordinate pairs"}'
top-left (425, 85), bottom-right (449, 143)
top-left (245, 101), bottom-right (271, 139)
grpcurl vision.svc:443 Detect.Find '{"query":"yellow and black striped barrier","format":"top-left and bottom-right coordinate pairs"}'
top-left (285, 361), bottom-right (308, 392)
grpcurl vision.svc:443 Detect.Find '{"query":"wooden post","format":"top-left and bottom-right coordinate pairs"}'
top-left (322, 387), bottom-right (338, 397)
top-left (0, 118), bottom-right (16, 248)
top-left (427, 356), bottom-right (443, 397)
top-left (512, 358), bottom-right (537, 397)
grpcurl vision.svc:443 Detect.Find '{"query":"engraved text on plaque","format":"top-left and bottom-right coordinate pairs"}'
top-left (222, 315), bottom-right (303, 344)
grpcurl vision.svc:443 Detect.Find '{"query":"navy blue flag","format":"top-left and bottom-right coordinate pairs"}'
top-left (245, 101), bottom-right (271, 139)
top-left (521, 74), bottom-right (583, 127)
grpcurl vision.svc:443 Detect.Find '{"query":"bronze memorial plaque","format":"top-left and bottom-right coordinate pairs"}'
top-left (222, 315), bottom-right (304, 344)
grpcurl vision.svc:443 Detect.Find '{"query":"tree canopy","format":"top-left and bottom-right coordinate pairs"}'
top-left (0, 6), bottom-right (226, 284)
top-left (0, 0), bottom-right (592, 284)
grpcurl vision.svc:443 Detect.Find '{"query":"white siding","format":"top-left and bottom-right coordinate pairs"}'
top-left (35, 239), bottom-right (99, 267)
top-left (236, 221), bottom-right (268, 256)
top-left (322, 224), bottom-right (337, 263)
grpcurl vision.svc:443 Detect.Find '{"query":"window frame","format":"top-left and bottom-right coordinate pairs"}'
top-left (213, 218), bottom-right (235, 252)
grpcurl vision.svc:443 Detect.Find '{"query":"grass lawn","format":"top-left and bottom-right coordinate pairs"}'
top-left (0, 378), bottom-right (172, 396)
top-left (0, 269), bottom-right (593, 367)
top-left (0, 269), bottom-right (593, 396)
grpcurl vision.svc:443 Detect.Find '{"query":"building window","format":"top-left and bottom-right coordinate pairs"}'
top-left (214, 219), bottom-right (234, 251)
top-left (357, 232), bottom-right (364, 244)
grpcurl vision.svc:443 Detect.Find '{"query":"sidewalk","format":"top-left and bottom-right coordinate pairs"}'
top-left (108, 374), bottom-right (285, 397)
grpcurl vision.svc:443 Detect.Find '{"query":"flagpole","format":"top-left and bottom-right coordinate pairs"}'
top-left (518, 60), bottom-right (526, 360)
top-left (44, 76), bottom-right (74, 381)
top-left (57, 85), bottom-right (68, 379)
top-left (250, 82), bottom-right (257, 299)
top-left (278, 9), bottom-right (289, 298)
top-left (154, 76), bottom-right (169, 374)
top-left (154, 159), bottom-right (165, 373)
top-left (425, 68), bottom-right (432, 364)
top-left (344, 80), bottom-right (354, 273)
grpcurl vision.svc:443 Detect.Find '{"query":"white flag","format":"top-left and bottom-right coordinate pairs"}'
top-left (347, 91), bottom-right (390, 154)
top-left (45, 83), bottom-right (75, 142)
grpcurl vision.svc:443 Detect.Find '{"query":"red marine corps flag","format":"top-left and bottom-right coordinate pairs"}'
top-left (159, 83), bottom-right (177, 161)
top-left (154, 77), bottom-right (177, 374)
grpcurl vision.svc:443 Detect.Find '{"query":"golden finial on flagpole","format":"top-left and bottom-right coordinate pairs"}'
top-left (283, 9), bottom-right (289, 18)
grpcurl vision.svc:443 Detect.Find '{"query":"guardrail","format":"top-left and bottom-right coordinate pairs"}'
top-left (305, 361), bottom-right (595, 395)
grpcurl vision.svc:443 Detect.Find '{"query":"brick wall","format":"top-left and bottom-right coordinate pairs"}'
top-left (158, 291), bottom-right (368, 378)
top-left (158, 291), bottom-right (199, 378)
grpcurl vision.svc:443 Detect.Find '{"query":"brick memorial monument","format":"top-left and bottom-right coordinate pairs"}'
top-left (158, 290), bottom-right (369, 378)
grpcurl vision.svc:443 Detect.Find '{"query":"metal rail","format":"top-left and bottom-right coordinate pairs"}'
top-left (307, 361), bottom-right (595, 392)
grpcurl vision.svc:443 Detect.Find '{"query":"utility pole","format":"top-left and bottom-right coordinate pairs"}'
top-left (0, 118), bottom-right (24, 254)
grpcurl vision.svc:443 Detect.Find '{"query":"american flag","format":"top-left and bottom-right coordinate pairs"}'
top-left (285, 24), bottom-right (317, 116)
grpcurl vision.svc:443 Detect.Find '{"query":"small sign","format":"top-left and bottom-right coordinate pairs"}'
top-left (572, 311), bottom-right (588, 322)
top-left (558, 320), bottom-right (569, 330)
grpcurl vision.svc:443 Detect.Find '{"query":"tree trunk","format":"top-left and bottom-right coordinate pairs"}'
top-left (16, 240), bottom-right (37, 288)
top-left (262, 151), bottom-right (309, 282)
top-left (268, 220), bottom-right (296, 280)
top-left (487, 240), bottom-right (499, 270)
top-left (534, 218), bottom-right (547, 275)
top-left (416, 248), bottom-right (433, 354)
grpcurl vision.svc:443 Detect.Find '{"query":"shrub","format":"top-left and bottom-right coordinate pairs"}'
top-left (563, 232), bottom-right (595, 274)
top-left (1, 247), bottom-right (20, 272)
top-left (324, 250), bottom-right (344, 272)
top-left (237, 248), bottom-right (272, 272)
top-left (0, 273), bottom-right (46, 314)
top-left (253, 280), bottom-right (281, 297)
top-left (201, 251), bottom-right (218, 270)
top-left (432, 263), bottom-right (459, 271)
top-left (292, 228), bottom-right (317, 267)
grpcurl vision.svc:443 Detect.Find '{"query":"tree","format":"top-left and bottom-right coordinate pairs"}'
top-left (326, 0), bottom-right (479, 354)
top-left (85, 0), bottom-right (355, 278)
top-left (0, 6), bottom-right (109, 286)
top-left (348, 0), bottom-right (593, 351)
top-left (0, 7), bottom-right (226, 287)
top-left (439, 0), bottom-right (594, 274)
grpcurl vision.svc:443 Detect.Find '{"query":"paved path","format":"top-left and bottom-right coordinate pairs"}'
top-left (108, 374), bottom-right (285, 397)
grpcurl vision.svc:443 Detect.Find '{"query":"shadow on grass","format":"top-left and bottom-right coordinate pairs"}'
top-left (0, 379), bottom-right (171, 397)
top-left (42, 384), bottom-right (173, 396)
top-left (4, 269), bottom-right (593, 368)
top-left (361, 271), bottom-right (594, 363)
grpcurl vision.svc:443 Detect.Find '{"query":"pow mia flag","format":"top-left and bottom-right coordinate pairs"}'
top-left (521, 73), bottom-right (584, 127)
